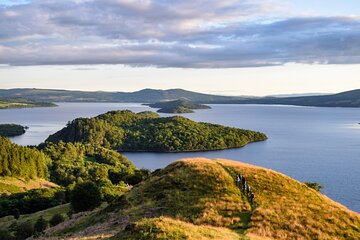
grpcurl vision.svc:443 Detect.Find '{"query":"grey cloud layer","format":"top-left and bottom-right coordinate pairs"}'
top-left (1, 0), bottom-right (360, 67)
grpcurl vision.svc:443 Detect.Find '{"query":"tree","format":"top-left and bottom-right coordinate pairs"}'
top-left (15, 221), bottom-right (34, 240)
top-left (70, 181), bottom-right (102, 212)
top-left (305, 182), bottom-right (323, 192)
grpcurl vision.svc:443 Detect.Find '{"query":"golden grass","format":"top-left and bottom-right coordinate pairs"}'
top-left (115, 217), bottom-right (241, 240)
top-left (0, 177), bottom-right (58, 194)
top-left (33, 158), bottom-right (360, 240)
top-left (216, 158), bottom-right (360, 240)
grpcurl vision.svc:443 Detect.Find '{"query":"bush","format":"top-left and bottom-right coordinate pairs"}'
top-left (70, 181), bottom-right (102, 212)
top-left (0, 230), bottom-right (15, 240)
top-left (50, 213), bottom-right (65, 226)
top-left (15, 221), bottom-right (34, 240)
top-left (305, 182), bottom-right (323, 192)
top-left (34, 217), bottom-right (48, 234)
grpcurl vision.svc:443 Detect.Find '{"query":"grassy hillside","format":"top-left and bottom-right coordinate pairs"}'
top-left (39, 158), bottom-right (359, 240)
top-left (0, 177), bottom-right (58, 194)
top-left (0, 98), bottom-right (56, 109)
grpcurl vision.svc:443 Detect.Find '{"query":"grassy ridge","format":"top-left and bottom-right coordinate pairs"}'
top-left (41, 158), bottom-right (360, 239)
top-left (0, 177), bottom-right (58, 194)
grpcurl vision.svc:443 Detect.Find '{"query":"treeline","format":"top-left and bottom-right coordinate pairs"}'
top-left (0, 137), bottom-right (49, 179)
top-left (46, 110), bottom-right (267, 152)
top-left (40, 141), bottom-right (138, 186)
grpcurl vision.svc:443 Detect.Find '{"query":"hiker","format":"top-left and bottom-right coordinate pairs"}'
top-left (235, 175), bottom-right (240, 186)
top-left (242, 182), bottom-right (246, 192)
top-left (246, 184), bottom-right (251, 194)
top-left (241, 175), bottom-right (246, 187)
top-left (250, 193), bottom-right (255, 204)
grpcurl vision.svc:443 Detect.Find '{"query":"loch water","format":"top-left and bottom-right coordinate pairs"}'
top-left (1, 103), bottom-right (359, 212)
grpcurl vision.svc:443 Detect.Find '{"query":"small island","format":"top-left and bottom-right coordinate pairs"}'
top-left (0, 124), bottom-right (28, 137)
top-left (146, 99), bottom-right (211, 114)
top-left (0, 98), bottom-right (57, 109)
top-left (46, 110), bottom-right (267, 152)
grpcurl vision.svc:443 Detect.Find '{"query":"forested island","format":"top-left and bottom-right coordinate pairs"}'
top-left (0, 124), bottom-right (27, 137)
top-left (46, 110), bottom-right (267, 152)
top-left (146, 99), bottom-right (211, 113)
top-left (0, 98), bottom-right (57, 109)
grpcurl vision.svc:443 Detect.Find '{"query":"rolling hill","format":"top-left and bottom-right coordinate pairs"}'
top-left (235, 89), bottom-right (360, 107)
top-left (0, 88), bottom-right (242, 103)
top-left (37, 158), bottom-right (360, 240)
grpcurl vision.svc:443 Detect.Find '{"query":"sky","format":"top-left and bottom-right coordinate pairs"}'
top-left (0, 0), bottom-right (360, 96)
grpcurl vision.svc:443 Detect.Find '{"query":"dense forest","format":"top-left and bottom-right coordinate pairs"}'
top-left (0, 124), bottom-right (26, 137)
top-left (146, 99), bottom-right (211, 113)
top-left (46, 110), bottom-right (267, 152)
top-left (0, 137), bottom-right (49, 179)
top-left (40, 142), bottom-right (138, 186)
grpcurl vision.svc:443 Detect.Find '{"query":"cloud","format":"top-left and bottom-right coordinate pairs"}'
top-left (0, 0), bottom-right (360, 67)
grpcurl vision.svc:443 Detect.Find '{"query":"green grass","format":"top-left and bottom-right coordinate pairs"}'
top-left (0, 182), bottom-right (22, 193)
top-left (36, 158), bottom-right (360, 240)
top-left (0, 204), bottom-right (70, 230)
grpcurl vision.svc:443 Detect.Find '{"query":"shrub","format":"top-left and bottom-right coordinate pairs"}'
top-left (70, 181), bottom-right (102, 212)
top-left (305, 182), bottom-right (323, 192)
top-left (34, 217), bottom-right (48, 234)
top-left (15, 221), bottom-right (34, 240)
top-left (0, 230), bottom-right (15, 240)
top-left (49, 213), bottom-right (65, 227)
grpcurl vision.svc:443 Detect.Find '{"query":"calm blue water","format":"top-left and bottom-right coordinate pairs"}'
top-left (1, 103), bottom-right (359, 213)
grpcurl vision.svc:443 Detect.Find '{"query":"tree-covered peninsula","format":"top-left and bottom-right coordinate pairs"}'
top-left (146, 99), bottom-right (211, 113)
top-left (46, 110), bottom-right (267, 152)
top-left (0, 124), bottom-right (27, 137)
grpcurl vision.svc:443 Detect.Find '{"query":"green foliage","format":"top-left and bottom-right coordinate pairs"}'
top-left (158, 106), bottom-right (194, 113)
top-left (0, 137), bottom-right (50, 179)
top-left (70, 181), bottom-right (102, 213)
top-left (41, 141), bottom-right (136, 186)
top-left (0, 124), bottom-right (26, 137)
top-left (46, 110), bottom-right (267, 152)
top-left (49, 213), bottom-right (65, 226)
top-left (305, 182), bottom-right (323, 192)
top-left (15, 221), bottom-right (34, 240)
top-left (34, 216), bottom-right (48, 234)
top-left (0, 187), bottom-right (67, 217)
top-left (0, 229), bottom-right (15, 240)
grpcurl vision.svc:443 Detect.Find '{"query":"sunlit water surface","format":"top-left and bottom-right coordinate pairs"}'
top-left (1, 103), bottom-right (359, 212)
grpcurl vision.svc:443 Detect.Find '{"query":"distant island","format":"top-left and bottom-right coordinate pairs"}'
top-left (0, 98), bottom-right (57, 109)
top-left (46, 110), bottom-right (267, 152)
top-left (146, 99), bottom-right (211, 113)
top-left (0, 124), bottom-right (28, 137)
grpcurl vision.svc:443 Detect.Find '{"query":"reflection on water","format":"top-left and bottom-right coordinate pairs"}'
top-left (1, 103), bottom-right (360, 212)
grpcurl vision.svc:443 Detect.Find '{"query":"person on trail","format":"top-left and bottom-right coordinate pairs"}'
top-left (250, 193), bottom-right (255, 204)
top-left (241, 175), bottom-right (246, 187)
top-left (242, 182), bottom-right (247, 192)
top-left (246, 184), bottom-right (251, 194)
top-left (235, 175), bottom-right (240, 186)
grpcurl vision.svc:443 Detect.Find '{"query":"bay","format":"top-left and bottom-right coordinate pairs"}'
top-left (1, 103), bottom-right (359, 212)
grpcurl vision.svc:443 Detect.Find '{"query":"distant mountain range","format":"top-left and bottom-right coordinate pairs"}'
top-left (233, 89), bottom-right (360, 107)
top-left (0, 88), bottom-right (242, 103)
top-left (0, 88), bottom-right (359, 107)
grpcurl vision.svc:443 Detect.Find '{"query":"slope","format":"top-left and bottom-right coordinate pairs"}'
top-left (41, 158), bottom-right (360, 240)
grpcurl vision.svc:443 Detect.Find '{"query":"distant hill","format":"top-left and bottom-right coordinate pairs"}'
top-left (0, 88), bottom-right (243, 103)
top-left (39, 158), bottom-right (360, 239)
top-left (234, 89), bottom-right (360, 107)
top-left (0, 98), bottom-right (57, 109)
top-left (147, 99), bottom-right (211, 113)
